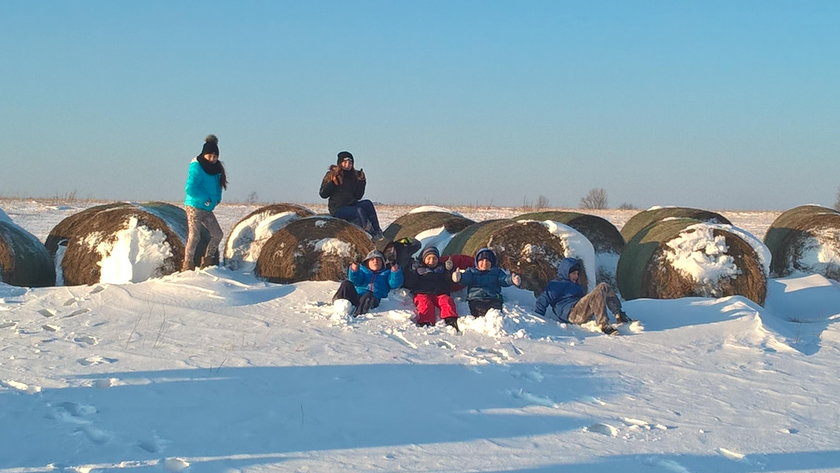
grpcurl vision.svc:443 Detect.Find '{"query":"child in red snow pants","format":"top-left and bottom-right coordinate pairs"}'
top-left (413, 293), bottom-right (457, 325)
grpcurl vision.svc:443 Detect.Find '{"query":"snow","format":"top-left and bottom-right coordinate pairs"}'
top-left (413, 226), bottom-right (456, 257)
top-left (795, 228), bottom-right (840, 277)
top-left (97, 217), bottom-right (173, 284)
top-left (1, 199), bottom-right (839, 473)
top-left (522, 219), bottom-right (597, 293)
top-left (224, 211), bottom-right (302, 271)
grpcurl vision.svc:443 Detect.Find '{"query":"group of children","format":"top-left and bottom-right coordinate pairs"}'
top-left (331, 242), bottom-right (632, 335)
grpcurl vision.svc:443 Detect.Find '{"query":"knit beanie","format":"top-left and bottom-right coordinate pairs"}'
top-left (200, 134), bottom-right (220, 156)
top-left (475, 248), bottom-right (497, 267)
top-left (421, 246), bottom-right (440, 261)
top-left (337, 151), bottom-right (354, 165)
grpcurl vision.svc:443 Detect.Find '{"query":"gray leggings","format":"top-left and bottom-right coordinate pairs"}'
top-left (184, 206), bottom-right (223, 263)
top-left (569, 282), bottom-right (623, 327)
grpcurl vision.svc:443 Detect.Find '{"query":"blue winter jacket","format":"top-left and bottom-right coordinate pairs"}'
top-left (184, 159), bottom-right (223, 211)
top-left (534, 257), bottom-right (584, 321)
top-left (348, 264), bottom-right (404, 299)
top-left (459, 266), bottom-right (514, 302)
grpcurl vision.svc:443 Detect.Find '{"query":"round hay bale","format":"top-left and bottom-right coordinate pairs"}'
top-left (621, 207), bottom-right (731, 243)
top-left (517, 211), bottom-right (624, 289)
top-left (763, 205), bottom-right (840, 280)
top-left (255, 216), bottom-right (374, 284)
top-left (224, 203), bottom-right (315, 271)
top-left (45, 202), bottom-right (204, 285)
top-left (0, 220), bottom-right (56, 287)
top-left (442, 219), bottom-right (596, 294)
top-left (617, 218), bottom-right (767, 305)
top-left (383, 210), bottom-right (475, 256)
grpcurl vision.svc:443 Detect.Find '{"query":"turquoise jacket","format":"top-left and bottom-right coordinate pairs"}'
top-left (184, 159), bottom-right (223, 211)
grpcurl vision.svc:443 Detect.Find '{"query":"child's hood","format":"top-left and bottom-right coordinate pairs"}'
top-left (556, 257), bottom-right (581, 281)
top-left (474, 248), bottom-right (497, 267)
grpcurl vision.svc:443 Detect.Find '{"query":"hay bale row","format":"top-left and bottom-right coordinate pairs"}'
top-left (256, 216), bottom-right (374, 284)
top-left (382, 210), bottom-right (475, 255)
top-left (0, 220), bottom-right (55, 287)
top-left (46, 202), bottom-right (207, 286)
top-left (617, 218), bottom-right (767, 305)
top-left (224, 203), bottom-right (314, 270)
top-left (763, 205), bottom-right (840, 280)
top-left (621, 207), bottom-right (731, 243)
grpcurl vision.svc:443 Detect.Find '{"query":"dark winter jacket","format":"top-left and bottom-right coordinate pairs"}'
top-left (319, 165), bottom-right (366, 215)
top-left (534, 257), bottom-right (585, 322)
top-left (404, 262), bottom-right (453, 295)
top-left (459, 266), bottom-right (514, 302)
top-left (348, 263), bottom-right (404, 299)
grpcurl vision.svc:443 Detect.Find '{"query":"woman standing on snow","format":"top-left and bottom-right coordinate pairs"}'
top-left (182, 134), bottom-right (227, 271)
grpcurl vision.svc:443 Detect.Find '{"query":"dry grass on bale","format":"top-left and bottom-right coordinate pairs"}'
top-left (45, 202), bottom-right (206, 286)
top-left (617, 218), bottom-right (766, 305)
top-left (224, 203), bottom-right (315, 265)
top-left (256, 216), bottom-right (374, 284)
top-left (383, 211), bottom-right (476, 242)
top-left (763, 205), bottom-right (840, 280)
top-left (0, 220), bottom-right (56, 287)
top-left (442, 219), bottom-right (578, 294)
top-left (620, 207), bottom-right (731, 243)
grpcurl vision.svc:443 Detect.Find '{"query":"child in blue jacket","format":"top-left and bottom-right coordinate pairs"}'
top-left (534, 257), bottom-right (632, 335)
top-left (333, 249), bottom-right (404, 316)
top-left (452, 248), bottom-right (521, 317)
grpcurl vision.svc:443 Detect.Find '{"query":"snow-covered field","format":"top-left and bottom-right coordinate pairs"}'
top-left (1, 199), bottom-right (838, 473)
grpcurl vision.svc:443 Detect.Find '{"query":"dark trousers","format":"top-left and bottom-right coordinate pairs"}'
top-left (468, 299), bottom-right (503, 317)
top-left (333, 200), bottom-right (382, 234)
top-left (333, 280), bottom-right (380, 316)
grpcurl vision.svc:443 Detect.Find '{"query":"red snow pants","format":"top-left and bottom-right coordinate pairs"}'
top-left (413, 293), bottom-right (457, 325)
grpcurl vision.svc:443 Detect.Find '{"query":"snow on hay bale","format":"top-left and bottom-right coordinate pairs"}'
top-left (383, 210), bottom-right (475, 256)
top-left (620, 207), bottom-right (731, 243)
top-left (255, 216), bottom-right (374, 284)
top-left (517, 211), bottom-right (624, 289)
top-left (442, 219), bottom-right (597, 294)
top-left (0, 220), bottom-right (56, 287)
top-left (763, 205), bottom-right (840, 280)
top-left (224, 203), bottom-right (315, 271)
top-left (45, 202), bottom-right (207, 286)
top-left (617, 218), bottom-right (767, 305)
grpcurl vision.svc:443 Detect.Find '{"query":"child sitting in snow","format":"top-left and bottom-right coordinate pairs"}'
top-left (333, 249), bottom-right (404, 317)
top-left (534, 257), bottom-right (632, 335)
top-left (452, 248), bottom-right (521, 317)
top-left (403, 246), bottom-right (460, 331)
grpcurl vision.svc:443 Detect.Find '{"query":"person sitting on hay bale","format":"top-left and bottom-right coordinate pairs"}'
top-left (319, 151), bottom-right (384, 240)
top-left (332, 249), bottom-right (404, 317)
top-left (404, 246), bottom-right (460, 332)
top-left (534, 257), bottom-right (632, 335)
top-left (452, 248), bottom-right (521, 317)
top-left (182, 134), bottom-right (227, 271)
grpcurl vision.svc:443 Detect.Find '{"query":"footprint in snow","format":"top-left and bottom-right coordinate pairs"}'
top-left (0, 321), bottom-right (17, 329)
top-left (78, 356), bottom-right (118, 366)
top-left (64, 308), bottom-right (90, 318)
top-left (38, 308), bottom-right (57, 318)
top-left (74, 335), bottom-right (97, 346)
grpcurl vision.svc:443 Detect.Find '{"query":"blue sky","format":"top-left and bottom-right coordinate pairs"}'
top-left (1, 1), bottom-right (838, 210)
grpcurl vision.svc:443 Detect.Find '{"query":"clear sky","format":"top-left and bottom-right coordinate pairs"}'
top-left (1, 1), bottom-right (838, 210)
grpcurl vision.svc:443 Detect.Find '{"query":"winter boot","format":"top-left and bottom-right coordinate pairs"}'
top-left (200, 255), bottom-right (219, 268)
top-left (601, 325), bottom-right (618, 335)
top-left (616, 311), bottom-right (633, 324)
top-left (444, 317), bottom-right (460, 333)
top-left (181, 260), bottom-right (196, 272)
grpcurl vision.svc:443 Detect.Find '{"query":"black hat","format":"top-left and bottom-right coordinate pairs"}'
top-left (200, 134), bottom-right (219, 156)
top-left (421, 246), bottom-right (440, 260)
top-left (337, 151), bottom-right (354, 165)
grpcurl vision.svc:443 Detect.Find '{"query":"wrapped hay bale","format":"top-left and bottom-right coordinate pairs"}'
top-left (45, 202), bottom-right (206, 285)
top-left (621, 207), bottom-right (731, 243)
top-left (517, 211), bottom-right (624, 289)
top-left (442, 219), bottom-right (596, 294)
top-left (382, 210), bottom-right (475, 257)
top-left (617, 218), bottom-right (767, 305)
top-left (0, 220), bottom-right (56, 287)
top-left (224, 203), bottom-right (315, 271)
top-left (256, 216), bottom-right (374, 283)
top-left (763, 205), bottom-right (840, 280)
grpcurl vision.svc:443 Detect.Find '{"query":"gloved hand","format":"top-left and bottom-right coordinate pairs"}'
top-left (444, 259), bottom-right (454, 271)
top-left (511, 273), bottom-right (522, 287)
top-left (451, 270), bottom-right (462, 283)
top-left (357, 169), bottom-right (366, 181)
top-left (329, 165), bottom-right (342, 185)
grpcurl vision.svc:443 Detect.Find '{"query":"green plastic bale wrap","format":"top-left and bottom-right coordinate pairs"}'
top-left (0, 220), bottom-right (56, 287)
top-left (256, 216), bottom-right (374, 284)
top-left (617, 218), bottom-right (766, 305)
top-left (45, 202), bottom-right (205, 285)
top-left (442, 219), bottom-right (579, 293)
top-left (621, 207), bottom-right (731, 243)
top-left (763, 205), bottom-right (840, 280)
top-left (224, 203), bottom-right (315, 270)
